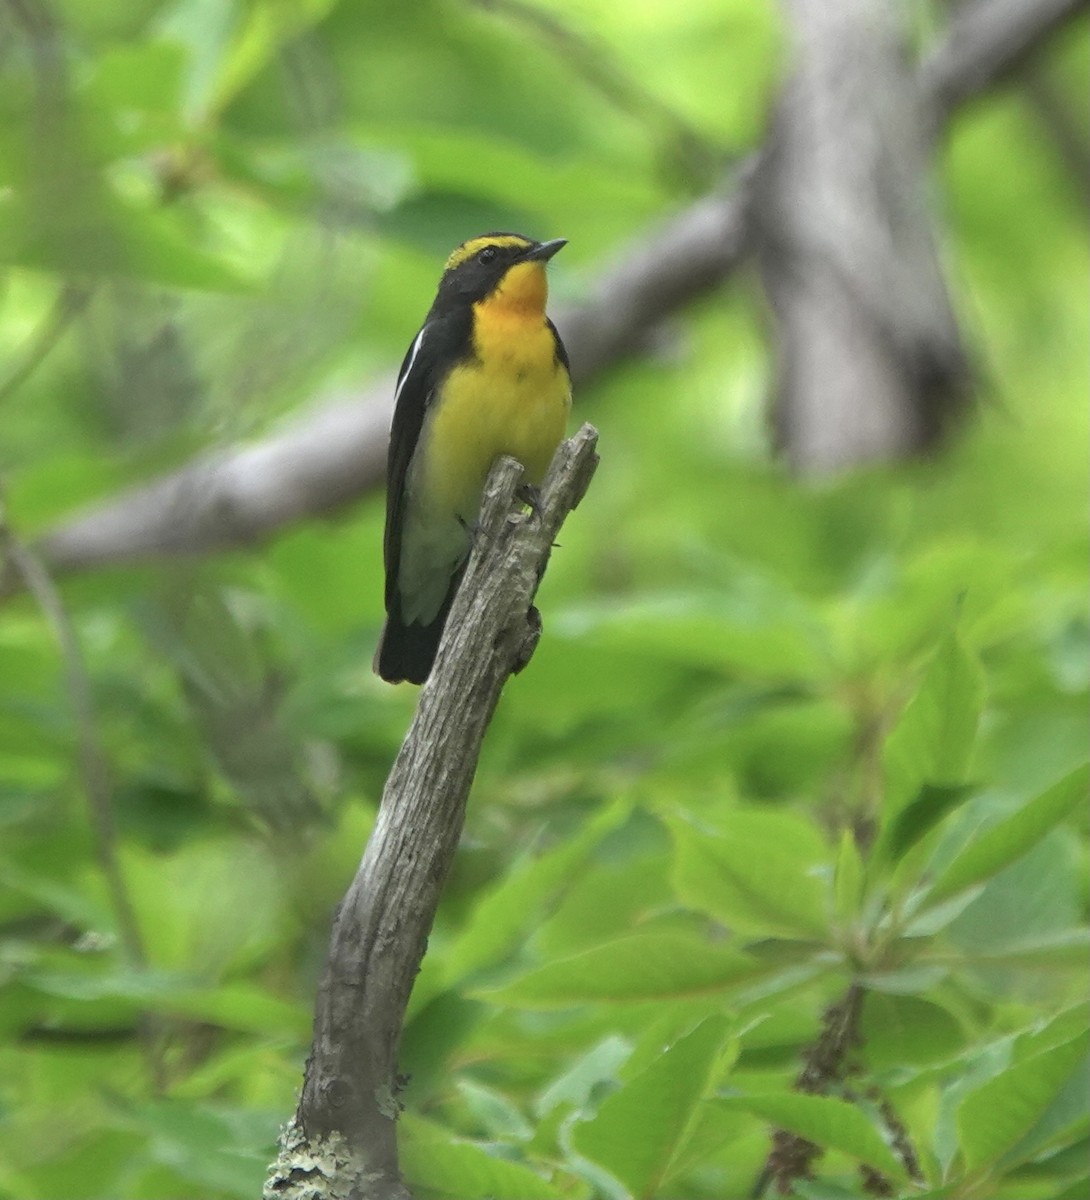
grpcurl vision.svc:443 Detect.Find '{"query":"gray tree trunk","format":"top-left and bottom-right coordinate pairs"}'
top-left (757, 0), bottom-right (971, 473)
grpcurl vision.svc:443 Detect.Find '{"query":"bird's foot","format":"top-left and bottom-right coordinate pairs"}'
top-left (456, 513), bottom-right (482, 546)
top-left (515, 482), bottom-right (544, 523)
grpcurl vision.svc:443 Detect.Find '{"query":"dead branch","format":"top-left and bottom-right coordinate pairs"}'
top-left (262, 425), bottom-right (599, 1199)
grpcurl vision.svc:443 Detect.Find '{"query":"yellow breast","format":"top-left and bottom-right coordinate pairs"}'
top-left (418, 295), bottom-right (571, 521)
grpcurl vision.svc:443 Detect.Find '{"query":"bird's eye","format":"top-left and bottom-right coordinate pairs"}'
top-left (477, 246), bottom-right (498, 265)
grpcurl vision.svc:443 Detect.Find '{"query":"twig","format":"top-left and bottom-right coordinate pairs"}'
top-left (263, 426), bottom-right (599, 1199)
top-left (755, 984), bottom-right (865, 1198)
top-left (0, 0), bottom-right (1081, 591)
top-left (753, 981), bottom-right (925, 1197)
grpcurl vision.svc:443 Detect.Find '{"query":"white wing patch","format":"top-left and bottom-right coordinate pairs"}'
top-left (394, 326), bottom-right (427, 410)
top-left (394, 324), bottom-right (469, 625)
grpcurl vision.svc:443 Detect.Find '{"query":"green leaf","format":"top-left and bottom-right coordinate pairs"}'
top-left (947, 928), bottom-right (1090, 970)
top-left (558, 584), bottom-right (828, 681)
top-left (883, 627), bottom-right (984, 816)
top-left (1002, 1055), bottom-right (1090, 1167)
top-left (360, 123), bottom-right (664, 235)
top-left (878, 782), bottom-right (977, 864)
top-left (442, 799), bottom-right (631, 984)
top-left (715, 1093), bottom-right (907, 1181)
top-left (671, 810), bottom-right (830, 940)
top-left (85, 40), bottom-right (187, 116)
top-left (1050, 1177), bottom-right (1090, 1200)
top-left (536, 1035), bottom-right (632, 1117)
top-left (794, 1183), bottom-right (885, 1200)
top-left (457, 1080), bottom-right (534, 1142)
top-left (22, 964), bottom-right (305, 1036)
top-left (478, 932), bottom-right (767, 1008)
top-left (924, 763), bottom-right (1089, 906)
top-left (941, 829), bottom-right (1082, 972)
top-left (116, 839), bottom-right (284, 977)
top-left (571, 1016), bottom-right (733, 1198)
top-left (651, 1096), bottom-right (752, 1185)
top-left (0, 191), bottom-right (251, 291)
top-left (4, 1129), bottom-right (142, 1196)
top-left (160, 983), bottom-right (310, 1038)
top-left (121, 1099), bottom-right (269, 1197)
top-left (400, 1114), bottom-right (564, 1199)
top-left (400, 991), bottom-right (485, 1102)
top-left (210, 0), bottom-right (339, 115)
top-left (957, 1030), bottom-right (1090, 1171)
top-left (113, 204), bottom-right (254, 291)
top-left (534, 852), bottom-right (674, 958)
top-left (0, 862), bottom-right (111, 930)
top-left (860, 994), bottom-right (966, 1069)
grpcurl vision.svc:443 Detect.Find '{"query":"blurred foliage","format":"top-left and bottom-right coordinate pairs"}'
top-left (0, 1), bottom-right (1087, 1197)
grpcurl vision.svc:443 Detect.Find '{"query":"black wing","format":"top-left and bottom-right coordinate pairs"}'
top-left (382, 324), bottom-right (434, 609)
top-left (546, 317), bottom-right (570, 372)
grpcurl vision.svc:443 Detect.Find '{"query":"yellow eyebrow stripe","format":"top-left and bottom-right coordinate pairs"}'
top-left (444, 234), bottom-right (532, 271)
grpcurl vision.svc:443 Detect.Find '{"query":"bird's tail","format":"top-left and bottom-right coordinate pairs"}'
top-left (373, 616), bottom-right (443, 685)
top-left (373, 583), bottom-right (460, 685)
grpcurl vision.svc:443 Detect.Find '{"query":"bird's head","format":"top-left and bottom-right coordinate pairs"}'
top-left (431, 232), bottom-right (566, 316)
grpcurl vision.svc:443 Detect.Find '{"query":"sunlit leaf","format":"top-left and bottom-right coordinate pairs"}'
top-left (924, 763), bottom-right (1089, 906)
top-left (860, 993), bottom-right (966, 1069)
top-left (878, 782), bottom-right (977, 864)
top-left (882, 626), bottom-right (984, 818)
top-left (400, 1114), bottom-right (565, 1199)
top-left (478, 932), bottom-right (767, 1008)
top-left (714, 1093), bottom-right (907, 1181)
top-left (210, 0), bottom-right (339, 115)
top-left (442, 799), bottom-right (632, 985)
top-left (957, 1031), bottom-right (1090, 1171)
top-left (571, 1016), bottom-right (733, 1198)
top-left (671, 810), bottom-right (830, 940)
top-left (536, 1035), bottom-right (633, 1117)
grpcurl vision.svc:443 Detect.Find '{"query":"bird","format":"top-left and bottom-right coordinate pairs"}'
top-left (374, 232), bottom-right (571, 685)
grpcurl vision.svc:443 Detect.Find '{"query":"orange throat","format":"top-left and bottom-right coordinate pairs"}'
top-left (475, 260), bottom-right (549, 321)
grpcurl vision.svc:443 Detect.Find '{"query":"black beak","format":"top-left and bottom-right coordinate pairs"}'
top-left (522, 238), bottom-right (567, 263)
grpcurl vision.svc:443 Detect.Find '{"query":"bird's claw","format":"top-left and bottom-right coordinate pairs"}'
top-left (516, 482), bottom-right (544, 523)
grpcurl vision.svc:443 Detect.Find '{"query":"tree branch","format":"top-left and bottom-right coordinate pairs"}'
top-left (921, 0), bottom-right (1089, 131)
top-left (0, 175), bottom-right (750, 595)
top-left (262, 425), bottom-right (600, 1199)
top-left (2, 0), bottom-right (1083, 592)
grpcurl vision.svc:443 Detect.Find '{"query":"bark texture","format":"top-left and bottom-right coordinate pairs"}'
top-left (263, 426), bottom-right (599, 1199)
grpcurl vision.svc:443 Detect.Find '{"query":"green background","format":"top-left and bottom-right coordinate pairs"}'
top-left (0, 1), bottom-right (1086, 1197)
